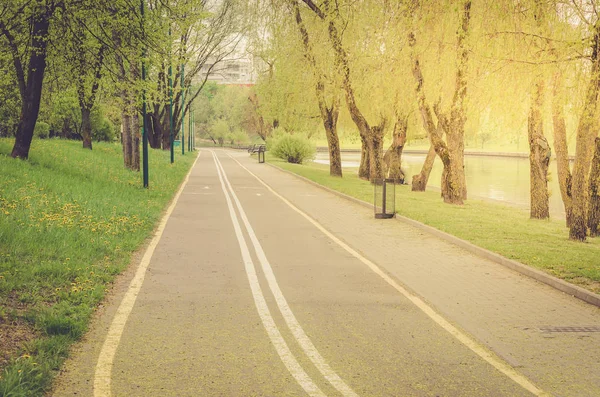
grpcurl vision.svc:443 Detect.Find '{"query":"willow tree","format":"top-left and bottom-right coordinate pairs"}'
top-left (299, 0), bottom-right (388, 181)
top-left (288, 0), bottom-right (341, 176)
top-left (250, 3), bottom-right (324, 139)
top-left (409, 0), bottom-right (472, 204)
top-left (505, 1), bottom-right (600, 240)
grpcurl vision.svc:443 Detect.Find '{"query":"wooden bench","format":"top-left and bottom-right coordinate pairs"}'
top-left (250, 144), bottom-right (265, 154)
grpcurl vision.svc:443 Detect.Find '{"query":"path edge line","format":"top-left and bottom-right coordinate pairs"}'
top-left (93, 151), bottom-right (201, 397)
top-left (266, 162), bottom-right (600, 309)
top-left (232, 156), bottom-right (548, 396)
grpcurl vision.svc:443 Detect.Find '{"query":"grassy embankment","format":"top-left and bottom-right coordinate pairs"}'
top-left (0, 139), bottom-right (195, 396)
top-left (268, 156), bottom-right (600, 294)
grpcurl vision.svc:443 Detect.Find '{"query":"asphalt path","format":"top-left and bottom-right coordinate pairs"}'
top-left (52, 149), bottom-right (600, 397)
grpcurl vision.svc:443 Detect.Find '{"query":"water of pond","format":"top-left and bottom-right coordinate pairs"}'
top-left (314, 151), bottom-right (567, 219)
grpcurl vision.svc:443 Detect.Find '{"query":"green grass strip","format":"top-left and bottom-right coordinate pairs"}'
top-left (268, 156), bottom-right (600, 295)
top-left (0, 138), bottom-right (195, 396)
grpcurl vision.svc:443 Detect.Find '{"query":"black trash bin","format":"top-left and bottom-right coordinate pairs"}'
top-left (373, 178), bottom-right (395, 219)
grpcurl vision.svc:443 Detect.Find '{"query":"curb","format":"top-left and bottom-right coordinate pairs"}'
top-left (266, 162), bottom-right (600, 309)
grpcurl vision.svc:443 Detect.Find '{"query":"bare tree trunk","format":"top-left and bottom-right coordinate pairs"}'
top-left (161, 110), bottom-right (171, 150)
top-left (131, 113), bottom-right (140, 172)
top-left (121, 114), bottom-right (132, 169)
top-left (369, 121), bottom-right (386, 181)
top-left (5, 8), bottom-right (52, 159)
top-left (552, 74), bottom-right (573, 226)
top-left (81, 107), bottom-right (93, 150)
top-left (528, 81), bottom-right (550, 219)
top-left (323, 105), bottom-right (342, 177)
top-left (359, 135), bottom-right (370, 180)
top-left (588, 138), bottom-right (600, 236)
top-left (148, 112), bottom-right (163, 149)
top-left (384, 115), bottom-right (408, 182)
top-left (444, 130), bottom-right (467, 203)
top-left (570, 26), bottom-right (600, 241)
top-left (412, 144), bottom-right (436, 191)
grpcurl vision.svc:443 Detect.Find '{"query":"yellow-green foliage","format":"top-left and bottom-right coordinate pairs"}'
top-left (251, 0), bottom-right (594, 153)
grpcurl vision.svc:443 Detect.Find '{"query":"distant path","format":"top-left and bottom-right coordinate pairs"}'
top-left (52, 149), bottom-right (600, 397)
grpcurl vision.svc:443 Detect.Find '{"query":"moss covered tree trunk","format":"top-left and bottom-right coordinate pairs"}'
top-left (412, 144), bottom-right (436, 191)
top-left (528, 81), bottom-right (550, 219)
top-left (588, 138), bottom-right (600, 236)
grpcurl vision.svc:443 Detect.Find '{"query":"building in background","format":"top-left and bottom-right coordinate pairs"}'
top-left (197, 37), bottom-right (259, 86)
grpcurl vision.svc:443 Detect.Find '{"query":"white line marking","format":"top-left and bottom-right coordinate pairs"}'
top-left (94, 152), bottom-right (202, 397)
top-left (210, 151), bottom-right (325, 397)
top-left (227, 153), bottom-right (551, 397)
top-left (214, 152), bottom-right (358, 397)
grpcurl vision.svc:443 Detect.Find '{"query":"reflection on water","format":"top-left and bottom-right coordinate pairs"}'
top-left (314, 152), bottom-right (566, 219)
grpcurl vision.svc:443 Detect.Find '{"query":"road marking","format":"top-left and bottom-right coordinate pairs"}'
top-left (93, 152), bottom-right (202, 397)
top-left (214, 152), bottom-right (359, 397)
top-left (228, 153), bottom-right (551, 397)
top-left (210, 151), bottom-right (325, 397)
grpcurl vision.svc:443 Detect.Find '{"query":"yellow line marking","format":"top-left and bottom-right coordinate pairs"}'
top-left (93, 152), bottom-right (201, 397)
top-left (228, 152), bottom-right (551, 397)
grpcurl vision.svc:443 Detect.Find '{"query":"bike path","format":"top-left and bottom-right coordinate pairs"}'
top-left (52, 149), bottom-right (599, 396)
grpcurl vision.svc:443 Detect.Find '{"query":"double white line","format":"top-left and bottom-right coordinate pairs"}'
top-left (211, 150), bottom-right (358, 397)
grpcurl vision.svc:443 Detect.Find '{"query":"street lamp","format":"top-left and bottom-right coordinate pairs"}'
top-left (141, 0), bottom-right (149, 188)
top-left (169, 26), bottom-right (174, 164)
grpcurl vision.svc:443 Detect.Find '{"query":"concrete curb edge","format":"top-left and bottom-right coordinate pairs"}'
top-left (266, 162), bottom-right (600, 309)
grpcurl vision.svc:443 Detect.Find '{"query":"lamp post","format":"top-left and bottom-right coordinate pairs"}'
top-left (141, 0), bottom-right (149, 188)
top-left (181, 64), bottom-right (185, 155)
top-left (192, 111), bottom-right (195, 151)
top-left (188, 101), bottom-right (192, 151)
top-left (169, 27), bottom-right (174, 164)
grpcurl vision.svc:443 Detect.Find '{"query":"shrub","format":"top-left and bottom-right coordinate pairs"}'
top-left (269, 134), bottom-right (315, 164)
top-left (34, 122), bottom-right (50, 139)
top-left (93, 118), bottom-right (116, 142)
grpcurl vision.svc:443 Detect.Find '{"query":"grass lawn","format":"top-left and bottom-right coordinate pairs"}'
top-left (268, 156), bottom-right (600, 295)
top-left (0, 138), bottom-right (195, 396)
